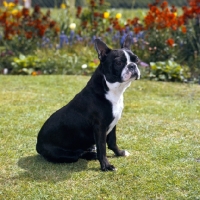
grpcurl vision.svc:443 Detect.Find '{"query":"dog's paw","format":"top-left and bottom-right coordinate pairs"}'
top-left (116, 150), bottom-right (130, 157)
top-left (124, 150), bottom-right (130, 157)
top-left (101, 164), bottom-right (116, 171)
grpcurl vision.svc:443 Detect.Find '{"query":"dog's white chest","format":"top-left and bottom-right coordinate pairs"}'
top-left (105, 80), bottom-right (131, 135)
top-left (106, 96), bottom-right (124, 134)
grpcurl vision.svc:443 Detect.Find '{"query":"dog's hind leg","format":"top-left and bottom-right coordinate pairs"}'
top-left (36, 144), bottom-right (84, 163)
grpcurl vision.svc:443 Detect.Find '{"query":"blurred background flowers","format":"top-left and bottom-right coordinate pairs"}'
top-left (0, 0), bottom-right (199, 82)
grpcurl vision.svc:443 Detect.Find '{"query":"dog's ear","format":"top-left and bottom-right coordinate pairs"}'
top-left (122, 35), bottom-right (132, 49)
top-left (94, 39), bottom-right (111, 61)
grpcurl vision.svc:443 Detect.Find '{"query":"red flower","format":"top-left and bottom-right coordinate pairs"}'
top-left (76, 6), bottom-right (82, 18)
top-left (93, 12), bottom-right (99, 17)
top-left (161, 1), bottom-right (168, 10)
top-left (99, 0), bottom-right (104, 5)
top-left (90, 0), bottom-right (95, 7)
top-left (22, 8), bottom-right (29, 17)
top-left (181, 25), bottom-right (187, 33)
top-left (166, 38), bottom-right (175, 47)
top-left (49, 20), bottom-right (56, 28)
top-left (25, 31), bottom-right (33, 39)
top-left (34, 5), bottom-right (40, 13)
top-left (134, 26), bottom-right (142, 34)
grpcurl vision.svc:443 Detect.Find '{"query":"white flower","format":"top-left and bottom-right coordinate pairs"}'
top-left (81, 64), bottom-right (87, 69)
top-left (69, 23), bottom-right (76, 30)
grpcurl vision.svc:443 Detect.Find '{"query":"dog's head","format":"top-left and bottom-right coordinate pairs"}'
top-left (94, 35), bottom-right (140, 83)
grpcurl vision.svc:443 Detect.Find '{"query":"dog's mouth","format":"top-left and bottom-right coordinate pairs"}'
top-left (121, 64), bottom-right (140, 82)
top-left (133, 73), bottom-right (140, 80)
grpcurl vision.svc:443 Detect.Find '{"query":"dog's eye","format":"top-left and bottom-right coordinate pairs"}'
top-left (115, 61), bottom-right (122, 66)
top-left (135, 57), bottom-right (139, 63)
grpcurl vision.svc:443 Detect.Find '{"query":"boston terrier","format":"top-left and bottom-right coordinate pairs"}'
top-left (36, 35), bottom-right (140, 171)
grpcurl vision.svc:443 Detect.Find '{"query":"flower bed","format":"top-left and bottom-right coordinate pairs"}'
top-left (0, 0), bottom-right (199, 82)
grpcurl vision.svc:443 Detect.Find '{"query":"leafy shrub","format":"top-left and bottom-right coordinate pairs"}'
top-left (39, 47), bottom-right (99, 75)
top-left (10, 46), bottom-right (98, 75)
top-left (176, 2), bottom-right (200, 78)
top-left (11, 54), bottom-right (45, 75)
top-left (149, 60), bottom-right (190, 82)
top-left (0, 50), bottom-right (14, 73)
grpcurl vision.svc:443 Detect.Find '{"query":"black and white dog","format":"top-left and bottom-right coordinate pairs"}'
top-left (36, 35), bottom-right (140, 171)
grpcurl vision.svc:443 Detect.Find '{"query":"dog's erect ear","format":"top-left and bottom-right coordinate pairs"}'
top-left (122, 35), bottom-right (132, 49)
top-left (94, 39), bottom-right (111, 61)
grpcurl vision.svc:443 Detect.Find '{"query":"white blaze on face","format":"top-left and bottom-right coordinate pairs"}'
top-left (123, 50), bottom-right (131, 64)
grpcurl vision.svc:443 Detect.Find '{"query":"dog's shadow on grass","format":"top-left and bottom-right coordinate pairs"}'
top-left (17, 155), bottom-right (89, 182)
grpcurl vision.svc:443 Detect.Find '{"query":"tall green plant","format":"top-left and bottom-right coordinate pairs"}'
top-left (177, 14), bottom-right (200, 78)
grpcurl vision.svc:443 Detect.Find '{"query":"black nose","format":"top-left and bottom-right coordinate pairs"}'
top-left (128, 63), bottom-right (137, 71)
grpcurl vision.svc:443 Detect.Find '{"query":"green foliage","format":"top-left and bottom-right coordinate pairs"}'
top-left (11, 54), bottom-right (45, 75)
top-left (8, 45), bottom-right (99, 75)
top-left (144, 29), bottom-right (177, 62)
top-left (0, 52), bottom-right (14, 73)
top-left (2, 35), bottom-right (39, 56)
top-left (177, 19), bottom-right (200, 77)
top-left (149, 60), bottom-right (190, 82)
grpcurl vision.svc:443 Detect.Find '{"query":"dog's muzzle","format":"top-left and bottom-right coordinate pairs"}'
top-left (128, 63), bottom-right (140, 80)
top-left (121, 63), bottom-right (140, 81)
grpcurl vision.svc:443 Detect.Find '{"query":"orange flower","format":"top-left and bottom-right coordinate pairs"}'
top-left (131, 17), bottom-right (139, 25)
top-left (90, 0), bottom-right (95, 7)
top-left (150, 6), bottom-right (158, 13)
top-left (161, 1), bottom-right (168, 9)
top-left (38, 25), bottom-right (46, 37)
top-left (49, 20), bottom-right (56, 28)
top-left (134, 26), bottom-right (142, 34)
top-left (181, 25), bottom-right (187, 33)
top-left (166, 38), bottom-right (175, 47)
top-left (93, 12), bottom-right (99, 17)
top-left (76, 6), bottom-right (82, 18)
top-left (15, 11), bottom-right (22, 19)
top-left (54, 26), bottom-right (60, 34)
top-left (32, 71), bottom-right (37, 76)
top-left (22, 8), bottom-right (29, 17)
top-left (25, 31), bottom-right (32, 39)
top-left (99, 0), bottom-right (104, 5)
top-left (34, 5), bottom-right (40, 13)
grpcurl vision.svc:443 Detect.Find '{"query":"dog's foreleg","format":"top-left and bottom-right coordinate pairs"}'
top-left (107, 126), bottom-right (130, 157)
top-left (94, 127), bottom-right (116, 171)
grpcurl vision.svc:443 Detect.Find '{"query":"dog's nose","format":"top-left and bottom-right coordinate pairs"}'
top-left (128, 63), bottom-right (137, 71)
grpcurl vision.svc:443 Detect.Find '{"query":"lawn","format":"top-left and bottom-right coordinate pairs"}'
top-left (0, 75), bottom-right (200, 199)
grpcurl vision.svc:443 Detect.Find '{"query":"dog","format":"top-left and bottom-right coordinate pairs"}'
top-left (36, 35), bottom-right (140, 171)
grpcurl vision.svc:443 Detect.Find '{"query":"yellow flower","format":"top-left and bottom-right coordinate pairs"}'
top-left (115, 13), bottom-right (122, 19)
top-left (60, 3), bottom-right (66, 9)
top-left (3, 1), bottom-right (8, 7)
top-left (103, 12), bottom-right (110, 19)
top-left (3, 1), bottom-right (15, 9)
top-left (8, 2), bottom-right (15, 7)
top-left (173, 12), bottom-right (177, 17)
top-left (12, 9), bottom-right (18, 16)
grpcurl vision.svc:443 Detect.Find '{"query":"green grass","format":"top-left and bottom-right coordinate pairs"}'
top-left (0, 75), bottom-right (200, 199)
